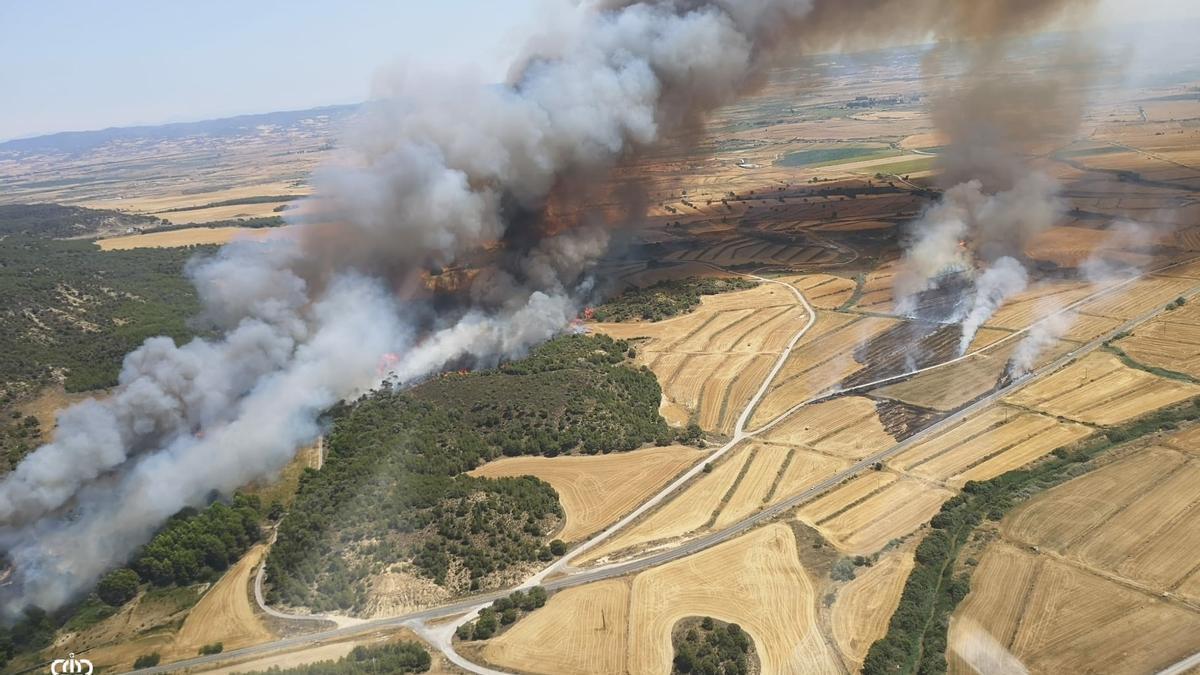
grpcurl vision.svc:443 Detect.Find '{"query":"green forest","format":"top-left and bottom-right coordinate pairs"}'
top-left (265, 334), bottom-right (672, 611)
top-left (0, 235), bottom-right (205, 398)
top-left (591, 276), bottom-right (757, 322)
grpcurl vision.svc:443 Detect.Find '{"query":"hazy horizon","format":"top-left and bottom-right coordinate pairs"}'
top-left (2, 0), bottom-right (1199, 143)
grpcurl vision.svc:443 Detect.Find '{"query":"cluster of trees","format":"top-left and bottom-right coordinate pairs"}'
top-left (0, 235), bottom-right (205, 396)
top-left (591, 277), bottom-right (758, 323)
top-left (91, 494), bottom-right (263, 613)
top-left (0, 495), bottom-right (264, 668)
top-left (672, 617), bottom-right (754, 675)
top-left (862, 397), bottom-right (1200, 674)
top-left (255, 641), bottom-right (430, 674)
top-left (130, 494), bottom-right (263, 587)
top-left (143, 215), bottom-right (285, 233)
top-left (456, 586), bottom-right (548, 641)
top-left (0, 203), bottom-right (159, 237)
top-left (0, 411), bottom-right (41, 473)
top-left (266, 335), bottom-right (669, 611)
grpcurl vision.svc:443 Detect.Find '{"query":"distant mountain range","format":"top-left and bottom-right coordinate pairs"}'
top-left (0, 104), bottom-right (360, 155)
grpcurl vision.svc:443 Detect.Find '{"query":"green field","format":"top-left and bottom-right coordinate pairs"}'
top-left (777, 145), bottom-right (899, 168)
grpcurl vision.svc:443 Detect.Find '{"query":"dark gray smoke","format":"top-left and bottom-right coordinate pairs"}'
top-left (0, 0), bottom-right (1099, 615)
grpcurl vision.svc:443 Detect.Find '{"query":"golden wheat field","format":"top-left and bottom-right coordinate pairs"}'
top-left (96, 225), bottom-right (296, 250)
top-left (807, 477), bottom-right (954, 555)
top-left (1115, 311), bottom-right (1200, 379)
top-left (577, 444), bottom-right (754, 565)
top-left (1074, 274), bottom-right (1197, 320)
top-left (626, 524), bottom-right (839, 674)
top-left (468, 445), bottom-right (703, 542)
top-left (949, 542), bottom-right (1200, 675)
top-left (891, 407), bottom-right (1092, 486)
top-left (1005, 351), bottom-right (1200, 425)
top-left (483, 579), bottom-right (631, 675)
top-left (757, 396), bottom-right (895, 459)
top-left (831, 545), bottom-right (916, 669)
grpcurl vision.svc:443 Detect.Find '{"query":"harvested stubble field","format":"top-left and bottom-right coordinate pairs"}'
top-left (948, 419), bottom-right (1200, 675)
top-left (488, 525), bottom-right (837, 674)
top-left (96, 225), bottom-right (294, 250)
top-left (949, 542), bottom-right (1200, 675)
top-left (749, 314), bottom-right (900, 427)
top-left (831, 545), bottom-right (916, 670)
top-left (781, 273), bottom-right (857, 310)
top-left (983, 281), bottom-right (1095, 331)
top-left (483, 578), bottom-right (631, 675)
top-left (757, 395), bottom-right (895, 460)
top-left (1004, 444), bottom-right (1200, 598)
top-left (1115, 307), bottom-right (1200, 378)
top-left (1005, 351), bottom-right (1200, 425)
top-left (627, 524), bottom-right (838, 674)
top-left (802, 476), bottom-right (954, 555)
top-left (1074, 274), bottom-right (1197, 321)
top-left (594, 283), bottom-right (806, 434)
top-left (468, 445), bottom-right (703, 542)
top-left (664, 236), bottom-right (841, 268)
top-left (872, 340), bottom-right (1027, 412)
top-left (578, 440), bottom-right (847, 566)
top-left (577, 444), bottom-right (753, 565)
top-left (890, 406), bottom-right (1092, 486)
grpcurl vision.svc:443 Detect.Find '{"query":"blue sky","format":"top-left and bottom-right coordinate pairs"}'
top-left (0, 0), bottom-right (542, 140)
top-left (1, 0), bottom-right (1198, 142)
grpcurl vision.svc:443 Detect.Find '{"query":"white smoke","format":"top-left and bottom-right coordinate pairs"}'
top-left (0, 0), bottom-right (1100, 615)
top-left (895, 173), bottom-right (1060, 315)
top-left (958, 256), bottom-right (1029, 355)
top-left (1009, 302), bottom-right (1077, 379)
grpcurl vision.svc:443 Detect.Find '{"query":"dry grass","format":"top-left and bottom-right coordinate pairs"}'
top-left (783, 274), bottom-right (857, 310)
top-left (468, 445), bottom-right (703, 541)
top-left (96, 225), bottom-right (297, 250)
top-left (1005, 351), bottom-right (1200, 425)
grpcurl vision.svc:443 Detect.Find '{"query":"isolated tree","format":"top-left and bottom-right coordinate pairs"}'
top-left (96, 568), bottom-right (140, 606)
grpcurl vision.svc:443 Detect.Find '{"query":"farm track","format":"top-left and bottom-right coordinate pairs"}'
top-left (143, 256), bottom-right (1200, 675)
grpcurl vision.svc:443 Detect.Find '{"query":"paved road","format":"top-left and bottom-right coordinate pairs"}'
top-left (137, 259), bottom-right (1200, 674)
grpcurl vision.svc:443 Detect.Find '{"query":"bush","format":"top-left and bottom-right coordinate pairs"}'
top-left (96, 568), bottom-right (141, 606)
top-left (133, 652), bottom-right (161, 668)
top-left (199, 642), bottom-right (223, 655)
top-left (549, 539), bottom-right (567, 556)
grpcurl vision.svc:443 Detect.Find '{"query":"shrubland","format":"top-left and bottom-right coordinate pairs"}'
top-left (265, 334), bottom-right (672, 611)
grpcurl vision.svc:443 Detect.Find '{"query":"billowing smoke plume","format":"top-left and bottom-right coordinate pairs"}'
top-left (0, 0), bottom-right (1100, 615)
top-left (894, 10), bottom-right (1097, 322)
top-left (958, 256), bottom-right (1029, 354)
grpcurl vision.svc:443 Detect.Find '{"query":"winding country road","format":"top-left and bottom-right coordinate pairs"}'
top-left (136, 256), bottom-right (1200, 674)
